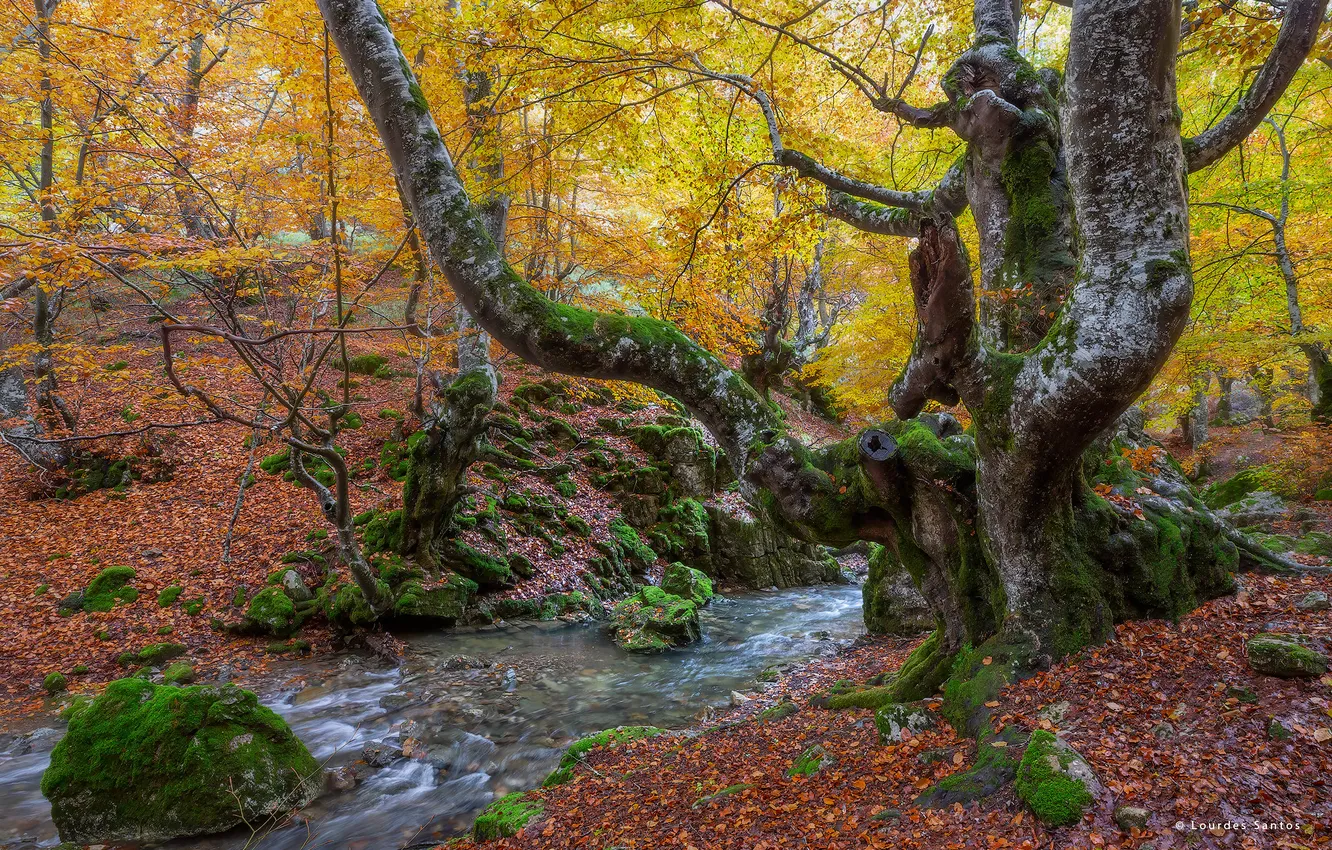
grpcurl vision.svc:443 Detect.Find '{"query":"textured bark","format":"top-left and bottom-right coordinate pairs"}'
top-left (400, 17), bottom-right (503, 568)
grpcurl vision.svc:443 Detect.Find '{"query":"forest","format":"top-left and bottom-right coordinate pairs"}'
top-left (0, 0), bottom-right (1330, 848)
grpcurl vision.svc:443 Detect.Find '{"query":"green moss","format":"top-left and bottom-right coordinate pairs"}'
top-left (40, 679), bottom-right (319, 843)
top-left (1015, 730), bottom-right (1092, 826)
top-left (44, 672), bottom-right (67, 695)
top-left (162, 662), bottom-right (194, 685)
top-left (826, 685), bottom-right (898, 711)
top-left (244, 588), bottom-right (298, 637)
top-left (1202, 469), bottom-right (1264, 509)
top-left (756, 700), bottom-right (798, 722)
top-left (451, 542), bottom-right (512, 589)
top-left (335, 353), bottom-right (388, 376)
top-left (83, 566), bottom-right (137, 613)
top-left (787, 744), bottom-right (832, 777)
top-left (362, 509), bottom-right (404, 554)
top-left (941, 640), bottom-right (1018, 737)
top-left (661, 562), bottom-right (713, 606)
top-left (156, 585), bottom-right (183, 608)
top-left (543, 726), bottom-right (667, 787)
top-left (472, 791), bottom-right (544, 841)
top-left (609, 517), bottom-right (657, 568)
top-left (884, 631), bottom-right (956, 703)
top-left (692, 783), bottom-right (754, 808)
top-left (609, 586), bottom-right (700, 653)
top-left (135, 642), bottom-right (187, 667)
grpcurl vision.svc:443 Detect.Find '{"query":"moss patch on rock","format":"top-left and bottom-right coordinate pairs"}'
top-left (661, 562), bottom-right (713, 607)
top-left (82, 566), bottom-right (138, 613)
top-left (609, 586), bottom-right (700, 653)
top-left (1014, 730), bottom-right (1094, 827)
top-left (1246, 633), bottom-right (1329, 678)
top-left (40, 679), bottom-right (319, 844)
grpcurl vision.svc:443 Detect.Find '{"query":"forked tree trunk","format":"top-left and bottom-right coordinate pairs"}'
top-left (318, 0), bottom-right (1324, 700)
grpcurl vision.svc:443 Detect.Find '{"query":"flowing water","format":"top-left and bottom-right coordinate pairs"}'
top-left (0, 584), bottom-right (864, 850)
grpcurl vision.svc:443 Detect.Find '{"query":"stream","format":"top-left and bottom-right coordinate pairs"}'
top-left (0, 584), bottom-right (864, 850)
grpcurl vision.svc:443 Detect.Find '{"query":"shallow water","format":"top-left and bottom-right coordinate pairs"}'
top-left (0, 584), bottom-right (864, 850)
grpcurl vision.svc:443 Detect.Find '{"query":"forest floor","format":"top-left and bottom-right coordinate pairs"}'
top-left (0, 330), bottom-right (843, 718)
top-left (446, 569), bottom-right (1332, 850)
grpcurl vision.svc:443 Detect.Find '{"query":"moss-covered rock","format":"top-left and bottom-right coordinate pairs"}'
top-left (472, 791), bottom-right (544, 841)
top-left (787, 744), bottom-right (834, 777)
top-left (1245, 633), bottom-right (1329, 678)
top-left (609, 586), bottom-right (700, 653)
top-left (704, 503), bottom-right (841, 589)
top-left (543, 726), bottom-right (667, 787)
top-left (242, 588), bottom-right (298, 638)
top-left (390, 571), bottom-right (475, 625)
top-left (1014, 730), bottom-right (1096, 827)
top-left (40, 679), bottom-right (319, 843)
top-left (162, 662), bottom-right (195, 685)
top-left (873, 703), bottom-right (935, 742)
top-left (82, 566), bottom-right (138, 613)
top-left (156, 584), bottom-right (183, 608)
top-left (118, 642), bottom-right (187, 668)
top-left (1202, 468), bottom-right (1264, 509)
top-left (335, 353), bottom-right (388, 376)
top-left (450, 541), bottom-right (513, 589)
top-left (811, 680), bottom-right (898, 711)
top-left (44, 672), bottom-right (67, 695)
top-left (661, 562), bottom-right (713, 607)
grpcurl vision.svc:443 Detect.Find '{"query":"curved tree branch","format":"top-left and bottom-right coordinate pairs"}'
top-left (1185, 0), bottom-right (1328, 171)
top-left (317, 0), bottom-right (782, 477)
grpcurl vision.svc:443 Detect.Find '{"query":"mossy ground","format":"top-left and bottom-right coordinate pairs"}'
top-left (472, 792), bottom-right (544, 841)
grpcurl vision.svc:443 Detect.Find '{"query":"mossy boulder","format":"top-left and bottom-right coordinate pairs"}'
top-left (787, 744), bottom-right (834, 777)
top-left (44, 672), bottom-right (67, 695)
top-left (40, 679), bottom-right (319, 844)
top-left (162, 662), bottom-right (195, 685)
top-left (543, 726), bottom-right (667, 787)
top-left (472, 791), bottom-right (544, 841)
top-left (873, 703), bottom-right (935, 742)
top-left (1202, 468), bottom-right (1264, 509)
top-left (82, 566), bottom-right (138, 613)
top-left (1245, 633), bottom-right (1329, 678)
top-left (609, 586), bottom-right (700, 653)
top-left (390, 572), bottom-right (475, 625)
top-left (156, 584), bottom-right (183, 607)
top-left (335, 353), bottom-right (388, 376)
top-left (1014, 730), bottom-right (1097, 827)
top-left (661, 562), bottom-right (713, 607)
top-left (118, 642), bottom-right (187, 669)
top-left (242, 588), bottom-right (299, 637)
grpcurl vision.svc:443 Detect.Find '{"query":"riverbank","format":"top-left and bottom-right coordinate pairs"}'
top-left (0, 584), bottom-right (869, 850)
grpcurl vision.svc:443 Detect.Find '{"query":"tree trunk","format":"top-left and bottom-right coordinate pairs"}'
top-left (399, 24), bottom-right (504, 573)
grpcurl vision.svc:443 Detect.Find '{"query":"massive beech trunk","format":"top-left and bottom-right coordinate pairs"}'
top-left (319, 0), bottom-right (1324, 688)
